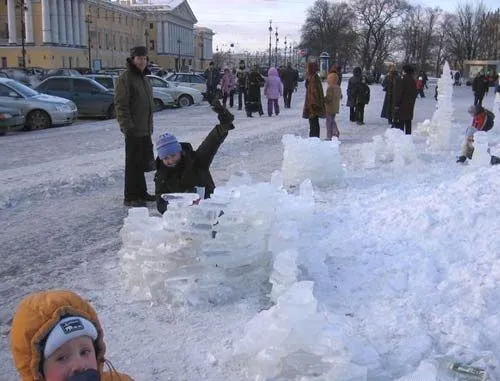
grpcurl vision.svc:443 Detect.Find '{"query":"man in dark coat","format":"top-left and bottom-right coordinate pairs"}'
top-left (472, 71), bottom-right (488, 106)
top-left (154, 100), bottom-right (235, 214)
top-left (236, 60), bottom-right (248, 110)
top-left (347, 67), bottom-right (362, 123)
top-left (245, 66), bottom-right (264, 117)
top-left (280, 62), bottom-right (298, 108)
top-left (204, 62), bottom-right (221, 104)
top-left (381, 64), bottom-right (397, 124)
top-left (392, 64), bottom-right (417, 135)
top-left (115, 46), bottom-right (155, 207)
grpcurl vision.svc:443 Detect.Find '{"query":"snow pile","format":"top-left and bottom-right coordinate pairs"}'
top-left (419, 61), bottom-right (456, 150)
top-left (361, 128), bottom-right (418, 169)
top-left (469, 131), bottom-right (490, 167)
top-left (281, 134), bottom-right (344, 187)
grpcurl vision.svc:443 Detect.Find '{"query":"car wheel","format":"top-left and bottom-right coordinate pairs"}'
top-left (153, 98), bottom-right (164, 112)
top-left (105, 104), bottom-right (116, 119)
top-left (26, 110), bottom-right (51, 130)
top-left (178, 95), bottom-right (193, 107)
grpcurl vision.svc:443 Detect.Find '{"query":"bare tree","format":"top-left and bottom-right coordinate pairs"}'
top-left (350, 0), bottom-right (409, 71)
top-left (300, 0), bottom-right (357, 64)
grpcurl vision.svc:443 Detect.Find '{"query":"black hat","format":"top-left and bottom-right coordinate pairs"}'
top-left (130, 46), bottom-right (147, 57)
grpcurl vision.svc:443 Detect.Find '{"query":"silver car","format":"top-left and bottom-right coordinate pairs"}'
top-left (0, 78), bottom-right (77, 130)
top-left (85, 74), bottom-right (176, 112)
top-left (147, 75), bottom-right (204, 107)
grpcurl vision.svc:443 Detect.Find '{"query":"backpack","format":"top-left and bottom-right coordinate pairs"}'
top-left (483, 109), bottom-right (495, 132)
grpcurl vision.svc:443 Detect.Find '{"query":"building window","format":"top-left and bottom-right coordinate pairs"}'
top-left (150, 23), bottom-right (154, 29)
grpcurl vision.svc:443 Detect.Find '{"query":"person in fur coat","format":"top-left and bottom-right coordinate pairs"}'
top-left (302, 61), bottom-right (325, 138)
top-left (264, 67), bottom-right (283, 116)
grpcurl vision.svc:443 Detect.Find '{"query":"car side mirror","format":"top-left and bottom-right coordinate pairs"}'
top-left (8, 91), bottom-right (20, 98)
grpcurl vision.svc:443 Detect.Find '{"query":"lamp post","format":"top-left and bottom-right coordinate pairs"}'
top-left (274, 27), bottom-right (279, 67)
top-left (85, 13), bottom-right (92, 72)
top-left (16, 0), bottom-right (27, 69)
top-left (144, 29), bottom-right (149, 49)
top-left (289, 44), bottom-right (292, 66)
top-left (268, 20), bottom-right (272, 68)
top-left (200, 42), bottom-right (204, 71)
top-left (177, 38), bottom-right (181, 72)
top-left (284, 36), bottom-right (287, 65)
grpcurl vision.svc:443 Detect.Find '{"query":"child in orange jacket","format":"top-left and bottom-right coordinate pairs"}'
top-left (457, 104), bottom-right (491, 163)
top-left (10, 290), bottom-right (134, 381)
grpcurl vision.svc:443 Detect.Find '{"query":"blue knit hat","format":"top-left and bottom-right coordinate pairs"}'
top-left (156, 133), bottom-right (182, 160)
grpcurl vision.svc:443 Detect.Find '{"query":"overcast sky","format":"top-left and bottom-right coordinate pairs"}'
top-left (156, 0), bottom-right (500, 53)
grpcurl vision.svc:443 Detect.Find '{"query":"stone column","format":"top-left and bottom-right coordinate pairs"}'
top-left (58, 0), bottom-right (66, 44)
top-left (73, 0), bottom-right (81, 46)
top-left (7, 0), bottom-right (17, 44)
top-left (41, 0), bottom-right (51, 44)
top-left (66, 0), bottom-right (74, 45)
top-left (156, 22), bottom-right (163, 54)
top-left (80, 0), bottom-right (87, 47)
top-left (25, 0), bottom-right (34, 44)
top-left (50, 0), bottom-right (59, 44)
top-left (163, 22), bottom-right (169, 53)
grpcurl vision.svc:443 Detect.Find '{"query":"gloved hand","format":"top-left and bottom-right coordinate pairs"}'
top-left (68, 369), bottom-right (100, 381)
top-left (211, 99), bottom-right (235, 125)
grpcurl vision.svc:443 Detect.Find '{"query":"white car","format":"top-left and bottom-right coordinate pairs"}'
top-left (149, 74), bottom-right (204, 106)
top-left (85, 74), bottom-right (175, 112)
top-left (164, 72), bottom-right (207, 95)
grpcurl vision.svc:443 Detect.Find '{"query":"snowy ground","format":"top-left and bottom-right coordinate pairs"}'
top-left (1, 81), bottom-right (500, 381)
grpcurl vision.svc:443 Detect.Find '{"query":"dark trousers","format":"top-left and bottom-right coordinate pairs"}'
top-left (349, 106), bottom-right (356, 122)
top-left (222, 91), bottom-right (234, 108)
top-left (474, 93), bottom-right (484, 106)
top-left (417, 89), bottom-right (425, 98)
top-left (355, 104), bottom-right (365, 123)
top-left (309, 116), bottom-right (320, 138)
top-left (237, 87), bottom-right (246, 110)
top-left (394, 120), bottom-right (412, 135)
top-left (206, 86), bottom-right (218, 104)
top-left (124, 136), bottom-right (151, 201)
top-left (283, 87), bottom-right (294, 108)
top-left (267, 99), bottom-right (279, 116)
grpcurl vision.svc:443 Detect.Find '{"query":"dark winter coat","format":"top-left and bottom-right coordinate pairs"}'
top-left (472, 74), bottom-right (488, 96)
top-left (381, 71), bottom-right (397, 119)
top-left (245, 70), bottom-right (263, 112)
top-left (356, 82), bottom-right (370, 105)
top-left (392, 73), bottom-right (417, 121)
top-left (204, 67), bottom-right (220, 89)
top-left (280, 65), bottom-right (299, 89)
top-left (115, 58), bottom-right (154, 137)
top-left (154, 124), bottom-right (229, 214)
top-left (236, 67), bottom-right (248, 88)
top-left (346, 67), bottom-right (362, 107)
top-left (302, 73), bottom-right (325, 119)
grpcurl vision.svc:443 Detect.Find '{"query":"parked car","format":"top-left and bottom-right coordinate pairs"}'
top-left (0, 77), bottom-right (77, 130)
top-left (164, 72), bottom-right (207, 94)
top-left (85, 74), bottom-right (175, 112)
top-left (0, 68), bottom-right (38, 87)
top-left (146, 75), bottom-right (204, 107)
top-left (35, 76), bottom-right (115, 119)
top-left (42, 68), bottom-right (82, 80)
top-left (0, 106), bottom-right (25, 135)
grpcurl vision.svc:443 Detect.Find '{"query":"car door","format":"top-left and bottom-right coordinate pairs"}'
top-left (0, 83), bottom-right (26, 113)
top-left (189, 74), bottom-right (206, 93)
top-left (73, 78), bottom-right (112, 117)
top-left (37, 78), bottom-right (72, 101)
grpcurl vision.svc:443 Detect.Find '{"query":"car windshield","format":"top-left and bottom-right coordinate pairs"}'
top-left (7, 80), bottom-right (39, 97)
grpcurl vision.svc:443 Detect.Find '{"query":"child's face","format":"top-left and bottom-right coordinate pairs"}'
top-left (43, 336), bottom-right (97, 381)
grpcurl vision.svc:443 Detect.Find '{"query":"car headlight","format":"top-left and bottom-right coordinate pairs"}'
top-left (0, 113), bottom-right (13, 120)
top-left (54, 104), bottom-right (71, 112)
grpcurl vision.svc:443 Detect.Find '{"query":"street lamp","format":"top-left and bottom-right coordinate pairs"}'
top-left (200, 42), bottom-right (204, 70)
top-left (144, 30), bottom-right (149, 49)
top-left (268, 20), bottom-right (272, 68)
top-left (85, 13), bottom-right (92, 72)
top-left (16, 0), bottom-right (27, 69)
top-left (177, 38), bottom-right (181, 72)
top-left (274, 27), bottom-right (279, 67)
top-left (284, 36), bottom-right (287, 65)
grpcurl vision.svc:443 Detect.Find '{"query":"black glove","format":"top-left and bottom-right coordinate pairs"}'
top-left (211, 98), bottom-right (235, 125)
top-left (68, 370), bottom-right (100, 381)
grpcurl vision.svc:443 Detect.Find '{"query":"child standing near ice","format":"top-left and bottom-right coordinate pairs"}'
top-left (324, 72), bottom-right (342, 139)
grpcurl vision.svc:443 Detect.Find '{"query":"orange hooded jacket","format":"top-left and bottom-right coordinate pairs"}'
top-left (10, 290), bottom-right (134, 381)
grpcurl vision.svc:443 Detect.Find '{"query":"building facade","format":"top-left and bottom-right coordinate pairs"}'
top-left (0, 0), bottom-right (213, 71)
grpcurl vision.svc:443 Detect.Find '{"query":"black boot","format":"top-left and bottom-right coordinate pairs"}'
top-left (456, 156), bottom-right (467, 163)
top-left (491, 155), bottom-right (500, 165)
